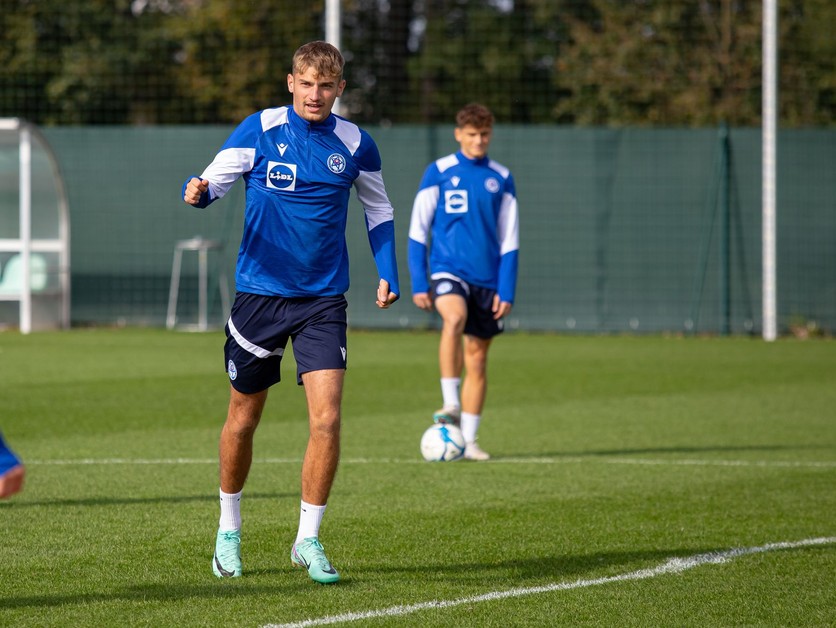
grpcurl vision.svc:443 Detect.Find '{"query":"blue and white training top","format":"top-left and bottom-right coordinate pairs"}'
top-left (408, 151), bottom-right (519, 303)
top-left (184, 106), bottom-right (399, 298)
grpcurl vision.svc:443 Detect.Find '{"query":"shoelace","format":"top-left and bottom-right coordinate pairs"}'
top-left (217, 531), bottom-right (240, 561)
top-left (302, 539), bottom-right (332, 570)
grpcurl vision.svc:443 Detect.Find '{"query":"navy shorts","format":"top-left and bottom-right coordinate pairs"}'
top-left (224, 292), bottom-right (348, 394)
top-left (431, 276), bottom-right (504, 339)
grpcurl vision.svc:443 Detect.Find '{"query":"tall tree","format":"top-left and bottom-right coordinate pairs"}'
top-left (168, 0), bottom-right (322, 123)
top-left (402, 0), bottom-right (559, 123)
top-left (551, 0), bottom-right (762, 125)
top-left (339, 0), bottom-right (415, 123)
top-left (0, 0), bottom-right (832, 126)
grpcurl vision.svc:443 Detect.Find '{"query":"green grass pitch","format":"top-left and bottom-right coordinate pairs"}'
top-left (1, 328), bottom-right (834, 627)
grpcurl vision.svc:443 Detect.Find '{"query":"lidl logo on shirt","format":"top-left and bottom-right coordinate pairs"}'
top-left (267, 161), bottom-right (297, 191)
top-left (444, 190), bottom-right (468, 214)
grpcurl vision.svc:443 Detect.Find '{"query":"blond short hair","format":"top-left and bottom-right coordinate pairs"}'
top-left (292, 41), bottom-right (345, 79)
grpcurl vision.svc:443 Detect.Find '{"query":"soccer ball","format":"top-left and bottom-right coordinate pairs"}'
top-left (420, 423), bottom-right (466, 462)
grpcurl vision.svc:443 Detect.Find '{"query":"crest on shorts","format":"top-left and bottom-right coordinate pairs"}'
top-left (436, 280), bottom-right (454, 296)
top-left (227, 359), bottom-right (238, 381)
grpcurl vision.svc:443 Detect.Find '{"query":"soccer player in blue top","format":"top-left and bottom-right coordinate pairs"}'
top-left (183, 41), bottom-right (399, 583)
top-left (408, 103), bottom-right (519, 461)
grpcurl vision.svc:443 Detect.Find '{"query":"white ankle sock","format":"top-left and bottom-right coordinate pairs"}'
top-left (218, 488), bottom-right (242, 531)
top-left (440, 378), bottom-right (461, 408)
top-left (295, 501), bottom-right (326, 544)
top-left (460, 412), bottom-right (480, 444)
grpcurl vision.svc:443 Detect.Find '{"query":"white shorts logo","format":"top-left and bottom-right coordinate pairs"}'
top-left (444, 190), bottom-right (468, 213)
top-left (227, 359), bottom-right (238, 381)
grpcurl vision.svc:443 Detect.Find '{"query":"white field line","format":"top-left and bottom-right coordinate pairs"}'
top-left (263, 537), bottom-right (836, 628)
top-left (28, 456), bottom-right (836, 468)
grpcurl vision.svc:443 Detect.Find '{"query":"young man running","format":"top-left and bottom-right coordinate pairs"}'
top-left (183, 41), bottom-right (399, 583)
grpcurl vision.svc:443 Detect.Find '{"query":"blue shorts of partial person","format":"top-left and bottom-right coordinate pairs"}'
top-left (430, 275), bottom-right (504, 339)
top-left (224, 292), bottom-right (348, 394)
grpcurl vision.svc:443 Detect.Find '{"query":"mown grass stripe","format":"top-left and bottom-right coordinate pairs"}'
top-left (28, 456), bottom-right (836, 468)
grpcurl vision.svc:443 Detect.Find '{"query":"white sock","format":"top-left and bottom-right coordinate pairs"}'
top-left (218, 489), bottom-right (242, 532)
top-left (295, 500), bottom-right (326, 544)
top-left (440, 378), bottom-right (461, 408)
top-left (460, 412), bottom-right (480, 444)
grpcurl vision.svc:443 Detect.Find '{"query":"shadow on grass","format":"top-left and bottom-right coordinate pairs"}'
top-left (0, 546), bottom-right (708, 610)
top-left (357, 546), bottom-right (719, 583)
top-left (0, 491), bottom-right (295, 509)
top-left (0, 581), bottom-right (306, 610)
top-left (500, 443), bottom-right (826, 459)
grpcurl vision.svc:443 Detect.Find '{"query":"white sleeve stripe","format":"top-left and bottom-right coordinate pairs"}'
top-left (354, 170), bottom-right (394, 230)
top-left (334, 118), bottom-right (362, 155)
top-left (201, 147), bottom-right (255, 199)
top-left (498, 193), bottom-right (519, 255)
top-left (260, 107), bottom-right (288, 131)
top-left (435, 154), bottom-right (459, 173)
top-left (408, 186), bottom-right (439, 244)
top-left (488, 159), bottom-right (510, 179)
top-left (227, 317), bottom-right (284, 359)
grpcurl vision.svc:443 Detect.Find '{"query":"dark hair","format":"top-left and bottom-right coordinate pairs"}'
top-left (455, 103), bottom-right (495, 129)
top-left (292, 41), bottom-right (345, 79)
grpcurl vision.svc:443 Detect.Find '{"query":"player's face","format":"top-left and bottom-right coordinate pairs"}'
top-left (454, 125), bottom-right (492, 159)
top-left (287, 67), bottom-right (345, 123)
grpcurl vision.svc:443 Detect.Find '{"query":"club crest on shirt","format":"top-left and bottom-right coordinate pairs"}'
top-left (485, 177), bottom-right (500, 193)
top-left (267, 161), bottom-right (297, 191)
top-left (444, 189), bottom-right (468, 214)
top-left (327, 153), bottom-right (346, 174)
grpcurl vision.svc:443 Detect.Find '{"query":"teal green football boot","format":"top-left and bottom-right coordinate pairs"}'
top-left (212, 529), bottom-right (242, 578)
top-left (291, 537), bottom-right (340, 584)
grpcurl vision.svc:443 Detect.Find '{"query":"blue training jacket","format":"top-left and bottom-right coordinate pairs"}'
top-left (408, 151), bottom-right (519, 303)
top-left (183, 106), bottom-right (399, 298)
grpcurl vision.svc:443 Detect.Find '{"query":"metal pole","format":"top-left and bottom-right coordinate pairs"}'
top-left (325, 0), bottom-right (342, 117)
top-left (166, 248), bottom-right (182, 329)
top-left (762, 0), bottom-right (778, 341)
top-left (198, 245), bottom-right (208, 331)
top-left (719, 123), bottom-right (730, 336)
top-left (19, 125), bottom-right (32, 334)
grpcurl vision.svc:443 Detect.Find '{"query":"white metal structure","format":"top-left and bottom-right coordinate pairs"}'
top-left (325, 0), bottom-right (342, 117)
top-left (0, 118), bottom-right (70, 333)
top-left (166, 236), bottom-right (230, 332)
top-left (762, 0), bottom-right (778, 341)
